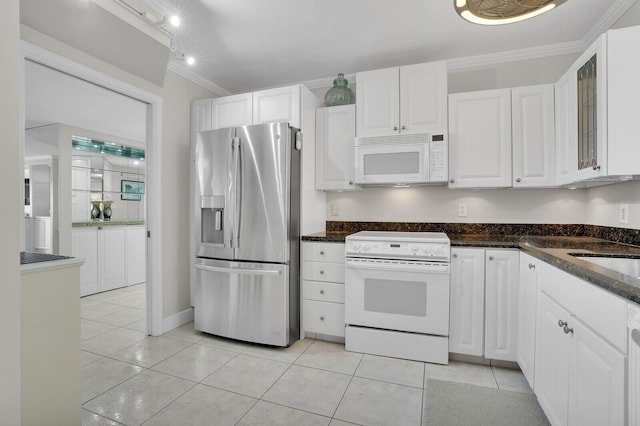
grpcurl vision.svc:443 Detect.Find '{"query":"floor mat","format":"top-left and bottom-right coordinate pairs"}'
top-left (424, 379), bottom-right (550, 426)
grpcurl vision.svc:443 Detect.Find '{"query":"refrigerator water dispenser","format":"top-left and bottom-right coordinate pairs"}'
top-left (201, 196), bottom-right (224, 245)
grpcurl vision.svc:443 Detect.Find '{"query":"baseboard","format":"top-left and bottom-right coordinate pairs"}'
top-left (163, 307), bottom-right (194, 333)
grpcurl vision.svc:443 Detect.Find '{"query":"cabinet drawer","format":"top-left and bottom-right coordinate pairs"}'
top-left (303, 300), bottom-right (345, 337)
top-left (302, 261), bottom-right (345, 283)
top-left (302, 242), bottom-right (345, 263)
top-left (541, 262), bottom-right (627, 352)
top-left (303, 280), bottom-right (345, 303)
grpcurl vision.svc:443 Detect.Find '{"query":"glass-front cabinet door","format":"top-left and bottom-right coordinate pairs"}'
top-left (573, 36), bottom-right (607, 181)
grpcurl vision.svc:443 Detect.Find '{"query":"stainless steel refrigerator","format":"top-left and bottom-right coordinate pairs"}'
top-left (192, 122), bottom-right (301, 347)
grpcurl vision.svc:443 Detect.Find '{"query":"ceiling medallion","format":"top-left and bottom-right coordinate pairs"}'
top-left (454, 0), bottom-right (567, 25)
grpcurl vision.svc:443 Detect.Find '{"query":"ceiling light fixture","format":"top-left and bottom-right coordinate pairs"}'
top-left (169, 14), bottom-right (180, 27)
top-left (171, 48), bottom-right (196, 66)
top-left (454, 0), bottom-right (567, 26)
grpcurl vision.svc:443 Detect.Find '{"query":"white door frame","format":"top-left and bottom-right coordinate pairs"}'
top-left (21, 41), bottom-right (164, 336)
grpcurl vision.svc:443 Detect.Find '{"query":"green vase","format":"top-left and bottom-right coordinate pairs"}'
top-left (103, 201), bottom-right (112, 221)
top-left (91, 201), bottom-right (101, 220)
top-left (324, 73), bottom-right (354, 107)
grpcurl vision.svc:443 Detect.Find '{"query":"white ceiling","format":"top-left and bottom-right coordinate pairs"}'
top-left (157, 0), bottom-right (637, 95)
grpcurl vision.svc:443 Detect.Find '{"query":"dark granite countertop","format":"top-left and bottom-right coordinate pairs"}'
top-left (302, 230), bottom-right (640, 304)
top-left (20, 251), bottom-right (73, 265)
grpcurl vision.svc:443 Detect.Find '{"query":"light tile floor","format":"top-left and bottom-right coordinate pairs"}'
top-left (80, 285), bottom-right (534, 426)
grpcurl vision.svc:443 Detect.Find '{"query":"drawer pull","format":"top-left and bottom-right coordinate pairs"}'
top-left (320, 270), bottom-right (325, 275)
top-left (558, 320), bottom-right (567, 328)
top-left (563, 324), bottom-right (574, 335)
top-left (320, 316), bottom-right (325, 321)
top-left (320, 289), bottom-right (325, 295)
top-left (320, 251), bottom-right (325, 255)
top-left (528, 263), bottom-right (536, 269)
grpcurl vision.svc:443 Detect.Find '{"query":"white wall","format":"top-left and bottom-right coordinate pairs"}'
top-left (0, 0), bottom-right (22, 423)
top-left (586, 181), bottom-right (640, 230)
top-left (21, 26), bottom-right (214, 321)
top-left (327, 187), bottom-right (587, 224)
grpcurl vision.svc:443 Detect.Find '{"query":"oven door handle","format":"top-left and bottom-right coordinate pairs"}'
top-left (345, 259), bottom-right (449, 273)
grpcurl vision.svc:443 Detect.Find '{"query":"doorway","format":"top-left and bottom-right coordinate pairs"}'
top-left (21, 42), bottom-right (163, 336)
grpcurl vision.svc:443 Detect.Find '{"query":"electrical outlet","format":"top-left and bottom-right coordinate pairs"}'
top-left (330, 203), bottom-right (338, 217)
top-left (619, 204), bottom-right (629, 224)
top-left (458, 203), bottom-right (468, 217)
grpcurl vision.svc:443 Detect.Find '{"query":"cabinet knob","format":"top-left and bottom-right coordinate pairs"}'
top-left (393, 126), bottom-right (398, 131)
top-left (489, 256), bottom-right (495, 261)
top-left (401, 125), bottom-right (406, 130)
top-left (563, 325), bottom-right (574, 335)
top-left (320, 251), bottom-right (325, 255)
top-left (452, 253), bottom-right (458, 258)
top-left (558, 320), bottom-right (567, 328)
top-left (592, 165), bottom-right (601, 171)
top-left (516, 178), bottom-right (522, 183)
top-left (320, 289), bottom-right (325, 295)
top-left (528, 263), bottom-right (536, 269)
top-left (319, 270), bottom-right (325, 275)
top-left (348, 181), bottom-right (353, 185)
top-left (320, 316), bottom-right (325, 321)
top-left (450, 179), bottom-right (455, 184)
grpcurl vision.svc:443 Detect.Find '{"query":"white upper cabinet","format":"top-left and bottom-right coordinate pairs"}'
top-left (315, 105), bottom-right (358, 191)
top-left (356, 61), bottom-right (447, 138)
top-left (211, 93), bottom-right (252, 129)
top-left (554, 67), bottom-right (577, 186)
top-left (512, 85), bottom-right (556, 187)
top-left (448, 89), bottom-right (512, 188)
top-left (555, 25), bottom-right (640, 184)
top-left (253, 85), bottom-right (301, 128)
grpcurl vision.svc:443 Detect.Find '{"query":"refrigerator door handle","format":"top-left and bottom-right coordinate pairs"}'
top-left (234, 136), bottom-right (242, 249)
top-left (194, 263), bottom-right (281, 276)
top-left (228, 136), bottom-right (240, 248)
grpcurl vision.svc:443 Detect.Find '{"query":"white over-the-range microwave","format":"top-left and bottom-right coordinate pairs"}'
top-left (354, 132), bottom-right (448, 186)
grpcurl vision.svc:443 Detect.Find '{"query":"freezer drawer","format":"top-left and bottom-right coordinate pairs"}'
top-left (193, 258), bottom-right (296, 346)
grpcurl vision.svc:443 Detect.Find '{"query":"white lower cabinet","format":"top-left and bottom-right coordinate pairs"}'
top-left (302, 241), bottom-right (345, 338)
top-left (73, 225), bottom-right (145, 296)
top-left (534, 263), bottom-right (627, 426)
top-left (449, 247), bottom-right (519, 361)
top-left (449, 248), bottom-right (485, 356)
top-left (517, 252), bottom-right (540, 388)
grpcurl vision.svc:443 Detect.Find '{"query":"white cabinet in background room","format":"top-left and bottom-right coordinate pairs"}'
top-left (534, 262), bottom-right (627, 426)
top-left (356, 61), bottom-right (447, 137)
top-left (315, 104), bottom-right (358, 191)
top-left (449, 247), bottom-right (519, 362)
top-left (517, 252), bottom-right (540, 388)
top-left (302, 241), bottom-right (345, 339)
top-left (448, 89), bottom-right (512, 188)
top-left (125, 225), bottom-right (146, 285)
top-left (73, 225), bottom-right (144, 296)
top-left (511, 85), bottom-right (556, 187)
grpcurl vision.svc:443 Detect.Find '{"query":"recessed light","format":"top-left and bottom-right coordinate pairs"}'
top-left (169, 15), bottom-right (180, 27)
top-left (186, 56), bottom-right (195, 66)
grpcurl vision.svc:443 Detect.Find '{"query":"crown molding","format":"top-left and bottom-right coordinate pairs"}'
top-left (167, 61), bottom-right (231, 96)
top-left (581, 0), bottom-right (637, 45)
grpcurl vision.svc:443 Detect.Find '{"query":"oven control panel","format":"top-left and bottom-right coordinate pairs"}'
top-left (345, 240), bottom-right (450, 262)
